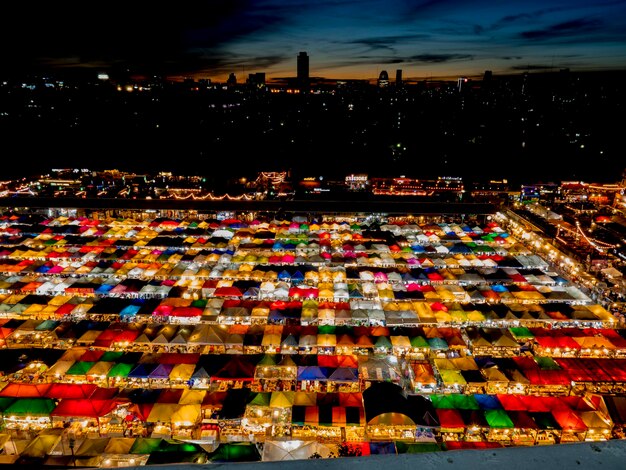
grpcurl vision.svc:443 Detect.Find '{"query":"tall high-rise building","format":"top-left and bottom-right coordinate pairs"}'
top-left (226, 73), bottom-right (237, 87)
top-left (297, 52), bottom-right (309, 90)
top-left (395, 69), bottom-right (402, 87)
top-left (378, 70), bottom-right (389, 88)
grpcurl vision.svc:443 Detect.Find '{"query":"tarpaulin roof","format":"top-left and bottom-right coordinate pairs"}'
top-left (5, 397), bottom-right (55, 416)
top-left (51, 399), bottom-right (117, 418)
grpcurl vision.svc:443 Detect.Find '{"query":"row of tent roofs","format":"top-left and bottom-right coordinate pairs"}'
top-left (0, 292), bottom-right (611, 325)
top-left (3, 319), bottom-right (625, 352)
top-left (3, 345), bottom-right (626, 389)
top-left (0, 376), bottom-right (624, 436)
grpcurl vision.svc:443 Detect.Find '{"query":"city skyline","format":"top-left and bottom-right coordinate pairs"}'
top-left (4, 0), bottom-right (626, 81)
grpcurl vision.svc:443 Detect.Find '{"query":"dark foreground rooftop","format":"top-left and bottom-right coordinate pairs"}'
top-left (153, 439), bottom-right (626, 470)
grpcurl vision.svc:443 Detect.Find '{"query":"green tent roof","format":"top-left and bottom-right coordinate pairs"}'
top-left (100, 351), bottom-right (124, 362)
top-left (5, 398), bottom-right (55, 416)
top-left (317, 325), bottom-right (336, 335)
top-left (509, 327), bottom-right (534, 339)
top-left (66, 361), bottom-right (95, 376)
top-left (256, 354), bottom-right (278, 366)
top-left (484, 409), bottom-right (514, 428)
top-left (0, 397), bottom-right (16, 412)
top-left (107, 362), bottom-right (134, 378)
top-left (156, 440), bottom-right (202, 453)
top-left (248, 392), bottom-right (271, 407)
top-left (374, 336), bottom-right (392, 349)
top-left (535, 356), bottom-right (561, 370)
top-left (208, 443), bottom-right (261, 463)
top-left (431, 394), bottom-right (480, 410)
top-left (129, 438), bottom-right (163, 454)
top-left (410, 336), bottom-right (430, 348)
top-left (396, 442), bottom-right (441, 453)
top-left (191, 299), bottom-right (207, 309)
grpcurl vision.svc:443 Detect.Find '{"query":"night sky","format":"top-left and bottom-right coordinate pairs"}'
top-left (4, 0), bottom-right (626, 81)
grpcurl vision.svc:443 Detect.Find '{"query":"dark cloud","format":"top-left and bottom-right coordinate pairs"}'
top-left (501, 56), bottom-right (524, 60)
top-left (0, 0), bottom-right (288, 77)
top-left (344, 34), bottom-right (430, 52)
top-left (521, 18), bottom-right (603, 40)
top-left (509, 64), bottom-right (555, 70)
top-left (409, 53), bottom-right (474, 63)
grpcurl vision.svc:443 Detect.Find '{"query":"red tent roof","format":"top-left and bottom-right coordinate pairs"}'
top-left (51, 399), bottom-right (118, 418)
top-left (214, 286), bottom-right (243, 297)
top-left (0, 383), bottom-right (51, 398)
top-left (157, 353), bottom-right (200, 365)
top-left (45, 383), bottom-right (97, 400)
top-left (436, 409), bottom-right (465, 429)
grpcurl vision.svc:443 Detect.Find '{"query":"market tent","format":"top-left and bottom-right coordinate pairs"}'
top-left (170, 404), bottom-right (201, 426)
top-left (431, 394), bottom-right (480, 410)
top-left (55, 376), bottom-right (105, 396)
top-left (21, 431), bottom-right (62, 458)
top-left (395, 442), bottom-right (441, 453)
top-left (107, 362), bottom-right (133, 378)
top-left (5, 397), bottom-right (55, 416)
top-left (297, 366), bottom-right (329, 381)
top-left (484, 409), bottom-right (514, 428)
top-left (129, 438), bottom-right (163, 454)
top-left (147, 403), bottom-right (180, 423)
top-left (75, 437), bottom-right (111, 457)
top-left (51, 399), bottom-right (117, 418)
top-left (363, 382), bottom-right (438, 426)
top-left (262, 440), bottom-right (333, 461)
top-left (103, 437), bottom-right (136, 455)
top-left (291, 405), bottom-right (363, 427)
top-left (270, 391), bottom-right (295, 408)
top-left (207, 443), bottom-right (261, 463)
top-left (436, 409), bottom-right (465, 431)
top-left (0, 383), bottom-right (51, 398)
top-left (368, 412), bottom-right (415, 426)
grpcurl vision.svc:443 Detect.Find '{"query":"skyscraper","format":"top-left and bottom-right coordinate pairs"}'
top-left (395, 69), bottom-right (402, 87)
top-left (297, 52), bottom-right (309, 90)
top-left (378, 70), bottom-right (389, 88)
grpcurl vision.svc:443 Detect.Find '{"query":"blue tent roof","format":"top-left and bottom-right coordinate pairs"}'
top-left (474, 394), bottom-right (502, 410)
top-left (297, 366), bottom-right (330, 381)
top-left (96, 284), bottom-right (114, 294)
top-left (120, 305), bottom-right (141, 318)
top-left (449, 244), bottom-right (471, 254)
top-left (128, 363), bottom-right (158, 379)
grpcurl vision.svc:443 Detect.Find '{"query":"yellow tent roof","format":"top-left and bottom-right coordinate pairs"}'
top-left (170, 404), bottom-right (201, 426)
top-left (270, 391), bottom-right (295, 408)
top-left (178, 389), bottom-right (207, 405)
top-left (170, 364), bottom-right (196, 381)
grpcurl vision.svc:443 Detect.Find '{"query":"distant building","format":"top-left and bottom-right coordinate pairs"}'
top-left (470, 179), bottom-right (512, 202)
top-left (395, 69), bottom-right (402, 87)
top-left (248, 72), bottom-right (266, 90)
top-left (226, 73), bottom-right (237, 87)
top-left (378, 70), bottom-right (389, 88)
top-left (297, 52), bottom-right (309, 91)
top-left (370, 176), bottom-right (463, 199)
top-left (457, 77), bottom-right (468, 92)
top-left (345, 174), bottom-right (369, 191)
top-left (482, 70), bottom-right (492, 90)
